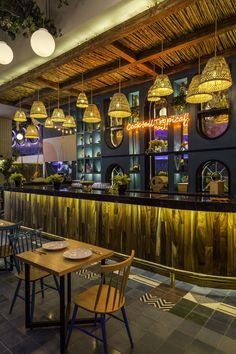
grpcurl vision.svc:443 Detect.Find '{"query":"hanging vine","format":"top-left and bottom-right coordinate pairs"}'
top-left (0, 0), bottom-right (69, 40)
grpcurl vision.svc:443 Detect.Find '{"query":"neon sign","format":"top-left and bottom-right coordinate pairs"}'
top-left (126, 113), bottom-right (189, 131)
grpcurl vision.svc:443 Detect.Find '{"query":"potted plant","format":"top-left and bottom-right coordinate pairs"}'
top-left (47, 174), bottom-right (64, 190)
top-left (9, 172), bottom-right (25, 187)
top-left (113, 174), bottom-right (131, 195)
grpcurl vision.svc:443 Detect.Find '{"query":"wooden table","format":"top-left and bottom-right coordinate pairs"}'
top-left (16, 239), bottom-right (114, 354)
top-left (0, 219), bottom-right (15, 227)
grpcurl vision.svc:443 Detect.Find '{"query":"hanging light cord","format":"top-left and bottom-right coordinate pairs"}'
top-left (118, 57), bottom-right (121, 93)
top-left (81, 72), bottom-right (84, 92)
top-left (214, 0), bottom-right (217, 57)
top-left (161, 38), bottom-right (164, 75)
top-left (198, 55), bottom-right (201, 75)
top-left (68, 96), bottom-right (70, 115)
top-left (90, 86), bottom-right (92, 104)
top-left (58, 83), bottom-right (60, 109)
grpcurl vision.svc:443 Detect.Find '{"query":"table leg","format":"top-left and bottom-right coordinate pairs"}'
top-left (25, 263), bottom-right (31, 328)
top-left (60, 275), bottom-right (66, 354)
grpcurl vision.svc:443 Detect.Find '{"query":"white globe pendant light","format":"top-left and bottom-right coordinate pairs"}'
top-left (30, 28), bottom-right (55, 57)
top-left (0, 41), bottom-right (13, 65)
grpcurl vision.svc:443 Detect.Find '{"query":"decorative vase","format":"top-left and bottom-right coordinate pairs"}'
top-left (53, 181), bottom-right (61, 190)
top-left (15, 180), bottom-right (21, 188)
top-left (118, 184), bottom-right (127, 195)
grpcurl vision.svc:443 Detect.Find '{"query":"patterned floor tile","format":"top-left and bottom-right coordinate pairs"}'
top-left (140, 293), bottom-right (175, 311)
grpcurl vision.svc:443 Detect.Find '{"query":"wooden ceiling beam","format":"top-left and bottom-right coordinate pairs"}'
top-left (0, 0), bottom-right (196, 95)
top-left (61, 14), bottom-right (236, 91)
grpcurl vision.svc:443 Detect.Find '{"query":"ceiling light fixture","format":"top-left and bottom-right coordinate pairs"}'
top-left (83, 86), bottom-right (101, 123)
top-left (76, 72), bottom-right (89, 108)
top-left (199, 0), bottom-right (232, 93)
top-left (108, 59), bottom-right (131, 118)
top-left (152, 39), bottom-right (173, 97)
top-left (0, 41), bottom-right (13, 65)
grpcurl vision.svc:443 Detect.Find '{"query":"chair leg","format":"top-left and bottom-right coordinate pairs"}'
top-left (40, 279), bottom-right (44, 298)
top-left (121, 306), bottom-right (134, 348)
top-left (66, 304), bottom-right (78, 348)
top-left (4, 258), bottom-right (7, 271)
top-left (94, 313), bottom-right (98, 326)
top-left (101, 314), bottom-right (108, 354)
top-left (9, 255), bottom-right (14, 271)
top-left (31, 281), bottom-right (36, 322)
top-left (9, 279), bottom-right (22, 314)
top-left (53, 275), bottom-right (60, 293)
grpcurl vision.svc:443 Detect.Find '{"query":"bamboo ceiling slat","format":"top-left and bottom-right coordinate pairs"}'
top-left (1, 0), bottom-right (236, 105)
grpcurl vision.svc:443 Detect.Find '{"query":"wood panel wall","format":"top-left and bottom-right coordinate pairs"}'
top-left (4, 191), bottom-right (236, 276)
top-left (0, 118), bottom-right (12, 158)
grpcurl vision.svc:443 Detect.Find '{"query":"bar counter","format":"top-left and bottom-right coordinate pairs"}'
top-left (4, 186), bottom-right (236, 277)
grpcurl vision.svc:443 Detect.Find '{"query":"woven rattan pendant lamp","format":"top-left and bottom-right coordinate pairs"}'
top-left (152, 40), bottom-right (173, 97)
top-left (147, 64), bottom-right (161, 102)
top-left (30, 91), bottom-right (47, 120)
top-left (63, 96), bottom-right (76, 128)
top-left (199, 1), bottom-right (232, 93)
top-left (51, 85), bottom-right (65, 123)
top-left (83, 87), bottom-right (101, 123)
top-left (13, 100), bottom-right (27, 122)
top-left (25, 120), bottom-right (39, 139)
top-left (44, 100), bottom-right (54, 128)
top-left (76, 72), bottom-right (89, 108)
top-left (108, 59), bottom-right (131, 118)
top-left (186, 57), bottom-right (213, 104)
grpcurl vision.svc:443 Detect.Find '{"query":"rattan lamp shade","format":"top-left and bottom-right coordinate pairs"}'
top-left (62, 115), bottom-right (76, 128)
top-left (108, 93), bottom-right (131, 118)
top-left (76, 92), bottom-right (88, 108)
top-left (30, 100), bottom-right (47, 119)
top-left (199, 56), bottom-right (232, 93)
top-left (25, 124), bottom-right (39, 139)
top-left (186, 75), bottom-right (213, 104)
top-left (147, 85), bottom-right (161, 102)
top-left (82, 104), bottom-right (101, 123)
top-left (13, 109), bottom-right (27, 122)
top-left (44, 117), bottom-right (54, 128)
top-left (152, 74), bottom-right (173, 96)
top-left (51, 108), bottom-right (65, 122)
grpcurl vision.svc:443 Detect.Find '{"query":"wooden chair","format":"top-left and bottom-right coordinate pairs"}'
top-left (9, 230), bottom-right (59, 320)
top-left (0, 222), bottom-right (22, 271)
top-left (67, 250), bottom-right (135, 354)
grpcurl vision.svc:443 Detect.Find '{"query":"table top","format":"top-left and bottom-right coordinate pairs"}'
top-left (16, 239), bottom-right (114, 276)
top-left (0, 219), bottom-right (16, 228)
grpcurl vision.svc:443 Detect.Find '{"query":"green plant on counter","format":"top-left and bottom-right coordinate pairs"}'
top-left (46, 174), bottom-right (64, 184)
top-left (9, 172), bottom-right (25, 184)
top-left (113, 174), bottom-right (131, 186)
top-left (182, 175), bottom-right (188, 183)
top-left (158, 171), bottom-right (168, 176)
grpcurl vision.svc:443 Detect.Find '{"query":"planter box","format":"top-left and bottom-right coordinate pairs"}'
top-left (209, 181), bottom-right (224, 195)
top-left (177, 183), bottom-right (188, 193)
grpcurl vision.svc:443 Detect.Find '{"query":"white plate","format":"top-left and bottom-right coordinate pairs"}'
top-left (42, 241), bottom-right (69, 251)
top-left (63, 248), bottom-right (92, 260)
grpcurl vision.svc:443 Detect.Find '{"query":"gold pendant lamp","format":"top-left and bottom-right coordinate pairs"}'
top-left (63, 96), bottom-right (77, 128)
top-left (186, 57), bottom-right (213, 104)
top-left (51, 84), bottom-right (65, 122)
top-left (199, 1), bottom-right (232, 93)
top-left (25, 121), bottom-right (39, 139)
top-left (152, 39), bottom-right (173, 97)
top-left (30, 91), bottom-right (47, 119)
top-left (13, 101), bottom-right (27, 122)
top-left (147, 64), bottom-right (161, 102)
top-left (108, 59), bottom-right (131, 118)
top-left (44, 100), bottom-right (54, 128)
top-left (83, 87), bottom-right (101, 123)
top-left (76, 72), bottom-right (89, 108)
